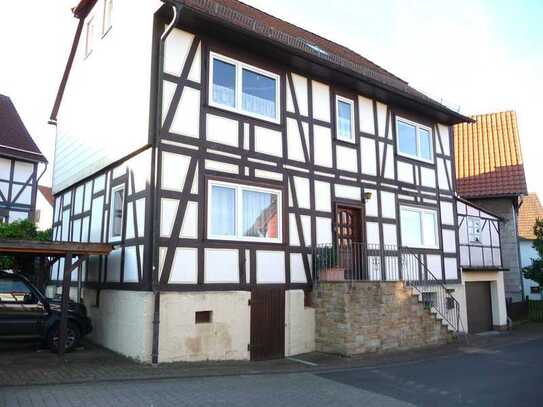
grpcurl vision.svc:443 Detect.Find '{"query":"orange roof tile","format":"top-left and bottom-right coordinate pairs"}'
top-left (453, 111), bottom-right (527, 198)
top-left (518, 193), bottom-right (543, 240)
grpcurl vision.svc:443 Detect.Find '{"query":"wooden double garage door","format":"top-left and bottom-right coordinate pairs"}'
top-left (465, 282), bottom-right (493, 333)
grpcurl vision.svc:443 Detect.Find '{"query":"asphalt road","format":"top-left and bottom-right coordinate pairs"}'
top-left (2, 337), bottom-right (542, 407)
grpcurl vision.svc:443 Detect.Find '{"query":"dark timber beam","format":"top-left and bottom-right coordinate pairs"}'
top-left (58, 253), bottom-right (87, 356)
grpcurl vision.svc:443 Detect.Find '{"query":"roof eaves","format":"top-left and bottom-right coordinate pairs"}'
top-left (175, 0), bottom-right (472, 124)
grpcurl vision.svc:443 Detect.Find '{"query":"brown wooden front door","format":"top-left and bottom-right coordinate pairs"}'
top-left (335, 205), bottom-right (363, 247)
top-left (250, 288), bottom-right (285, 361)
top-left (335, 205), bottom-right (365, 279)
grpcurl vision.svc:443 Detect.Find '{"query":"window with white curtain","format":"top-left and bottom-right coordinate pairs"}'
top-left (336, 96), bottom-right (354, 142)
top-left (400, 206), bottom-right (438, 248)
top-left (396, 117), bottom-right (433, 162)
top-left (208, 180), bottom-right (282, 242)
top-left (209, 52), bottom-right (280, 123)
top-left (110, 185), bottom-right (125, 240)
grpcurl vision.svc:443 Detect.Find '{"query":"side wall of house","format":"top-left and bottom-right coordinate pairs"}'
top-left (0, 156), bottom-right (39, 222)
top-left (470, 197), bottom-right (523, 302)
top-left (50, 149), bottom-right (151, 293)
top-left (53, 0), bottom-right (162, 194)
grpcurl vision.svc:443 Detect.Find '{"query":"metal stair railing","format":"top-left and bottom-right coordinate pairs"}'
top-left (400, 248), bottom-right (463, 333)
top-left (311, 243), bottom-right (465, 334)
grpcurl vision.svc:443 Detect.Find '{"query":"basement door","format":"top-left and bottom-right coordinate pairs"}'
top-left (465, 281), bottom-right (493, 333)
top-left (250, 288), bottom-right (285, 361)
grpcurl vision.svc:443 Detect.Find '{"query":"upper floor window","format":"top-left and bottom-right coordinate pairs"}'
top-left (335, 96), bottom-right (354, 142)
top-left (467, 216), bottom-right (482, 244)
top-left (110, 185), bottom-right (125, 240)
top-left (85, 16), bottom-right (95, 58)
top-left (207, 180), bottom-right (282, 243)
top-left (400, 206), bottom-right (438, 249)
top-left (102, 0), bottom-right (113, 35)
top-left (396, 117), bottom-right (433, 163)
top-left (209, 52), bottom-right (280, 123)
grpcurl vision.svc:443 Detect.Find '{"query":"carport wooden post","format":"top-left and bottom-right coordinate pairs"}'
top-left (58, 252), bottom-right (72, 356)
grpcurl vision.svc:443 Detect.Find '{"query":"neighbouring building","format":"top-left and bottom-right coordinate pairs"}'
top-left (0, 94), bottom-right (48, 223)
top-left (454, 111), bottom-right (527, 303)
top-left (48, 0), bottom-right (507, 363)
top-left (518, 193), bottom-right (543, 300)
top-left (36, 185), bottom-right (54, 231)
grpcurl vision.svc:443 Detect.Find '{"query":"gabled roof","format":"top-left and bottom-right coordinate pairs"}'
top-left (60, 0), bottom-right (471, 125)
top-left (0, 94), bottom-right (47, 163)
top-left (178, 0), bottom-right (469, 124)
top-left (453, 111), bottom-right (527, 199)
top-left (519, 193), bottom-right (543, 240)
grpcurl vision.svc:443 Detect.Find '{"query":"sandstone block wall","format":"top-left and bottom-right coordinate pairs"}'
top-left (313, 282), bottom-right (450, 356)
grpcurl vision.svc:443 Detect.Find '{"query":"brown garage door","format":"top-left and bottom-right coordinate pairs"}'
top-left (465, 281), bottom-right (493, 333)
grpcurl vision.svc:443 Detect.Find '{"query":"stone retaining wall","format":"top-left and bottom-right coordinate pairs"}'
top-left (313, 281), bottom-right (451, 355)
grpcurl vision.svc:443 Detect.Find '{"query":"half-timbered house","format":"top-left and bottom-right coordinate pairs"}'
top-left (49, 0), bottom-right (507, 363)
top-left (0, 94), bottom-right (47, 223)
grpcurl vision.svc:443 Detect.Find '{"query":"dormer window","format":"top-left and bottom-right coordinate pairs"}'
top-left (102, 0), bottom-right (113, 36)
top-left (396, 117), bottom-right (433, 163)
top-left (209, 52), bottom-right (280, 123)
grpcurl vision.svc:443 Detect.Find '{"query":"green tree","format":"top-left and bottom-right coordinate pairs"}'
top-left (0, 220), bottom-right (52, 280)
top-left (523, 218), bottom-right (543, 287)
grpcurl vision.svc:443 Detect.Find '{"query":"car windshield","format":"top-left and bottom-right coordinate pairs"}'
top-left (0, 278), bottom-right (31, 302)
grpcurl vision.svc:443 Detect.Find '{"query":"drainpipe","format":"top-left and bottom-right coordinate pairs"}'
top-left (151, 0), bottom-right (183, 365)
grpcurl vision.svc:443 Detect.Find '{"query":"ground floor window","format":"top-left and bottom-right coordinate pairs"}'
top-left (207, 180), bottom-right (282, 243)
top-left (400, 205), bottom-right (438, 249)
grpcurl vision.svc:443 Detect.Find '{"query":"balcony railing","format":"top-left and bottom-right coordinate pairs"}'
top-left (312, 243), bottom-right (463, 333)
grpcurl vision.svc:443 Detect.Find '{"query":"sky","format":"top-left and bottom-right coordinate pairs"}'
top-left (0, 0), bottom-right (541, 197)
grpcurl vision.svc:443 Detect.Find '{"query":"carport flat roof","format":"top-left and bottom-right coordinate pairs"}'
top-left (0, 239), bottom-right (112, 256)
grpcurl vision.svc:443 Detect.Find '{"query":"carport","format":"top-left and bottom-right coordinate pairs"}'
top-left (0, 239), bottom-right (112, 354)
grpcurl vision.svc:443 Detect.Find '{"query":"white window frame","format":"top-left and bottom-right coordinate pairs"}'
top-left (396, 116), bottom-right (434, 164)
top-left (400, 205), bottom-right (439, 249)
top-left (208, 52), bottom-right (281, 124)
top-left (335, 95), bottom-right (355, 143)
top-left (85, 16), bottom-right (95, 58)
top-left (109, 184), bottom-right (125, 242)
top-left (102, 0), bottom-right (113, 37)
top-left (207, 180), bottom-right (282, 243)
top-left (467, 216), bottom-right (482, 244)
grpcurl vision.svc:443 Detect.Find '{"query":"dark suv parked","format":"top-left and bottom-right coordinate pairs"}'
top-left (0, 270), bottom-right (92, 352)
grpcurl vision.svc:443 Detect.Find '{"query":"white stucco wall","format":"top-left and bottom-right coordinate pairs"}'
top-left (53, 0), bottom-right (162, 193)
top-left (82, 289), bottom-right (154, 362)
top-left (158, 291), bottom-right (251, 362)
top-left (520, 239), bottom-right (542, 300)
top-left (35, 188), bottom-right (53, 230)
top-left (285, 290), bottom-right (315, 356)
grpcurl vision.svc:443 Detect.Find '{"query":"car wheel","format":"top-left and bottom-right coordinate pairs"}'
top-left (47, 322), bottom-right (81, 353)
